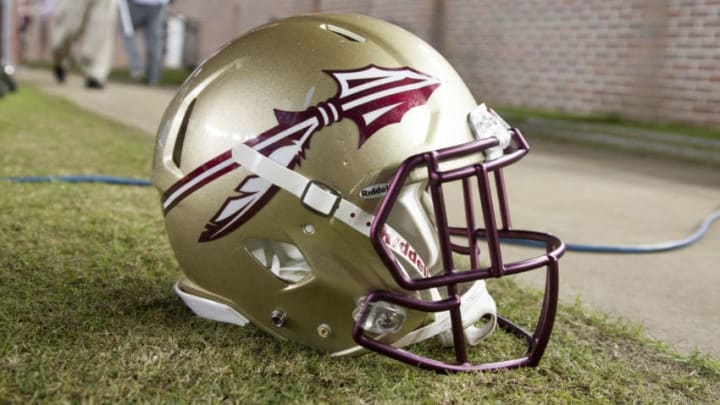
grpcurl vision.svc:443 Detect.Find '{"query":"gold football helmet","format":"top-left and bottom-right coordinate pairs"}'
top-left (152, 13), bottom-right (564, 372)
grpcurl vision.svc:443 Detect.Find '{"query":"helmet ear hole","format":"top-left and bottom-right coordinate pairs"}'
top-left (244, 238), bottom-right (312, 284)
top-left (172, 98), bottom-right (196, 168)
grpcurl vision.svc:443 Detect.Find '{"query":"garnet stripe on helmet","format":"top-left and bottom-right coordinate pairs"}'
top-left (161, 151), bottom-right (238, 214)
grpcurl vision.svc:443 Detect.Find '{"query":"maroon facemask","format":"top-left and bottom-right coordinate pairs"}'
top-left (355, 128), bottom-right (566, 372)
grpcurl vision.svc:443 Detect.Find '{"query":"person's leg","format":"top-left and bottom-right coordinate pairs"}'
top-left (118, 0), bottom-right (143, 79)
top-left (50, 0), bottom-right (89, 82)
top-left (144, 3), bottom-right (166, 85)
top-left (79, 0), bottom-right (118, 86)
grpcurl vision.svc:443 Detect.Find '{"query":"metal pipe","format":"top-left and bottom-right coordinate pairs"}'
top-left (1, 0), bottom-right (13, 66)
top-left (1, 0), bottom-right (17, 93)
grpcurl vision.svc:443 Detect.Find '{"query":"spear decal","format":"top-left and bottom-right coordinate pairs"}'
top-left (160, 65), bottom-right (441, 242)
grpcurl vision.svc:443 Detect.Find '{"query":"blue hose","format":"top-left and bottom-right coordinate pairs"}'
top-left (3, 175), bottom-right (718, 254)
top-left (4, 175), bottom-right (152, 186)
top-left (503, 209), bottom-right (720, 254)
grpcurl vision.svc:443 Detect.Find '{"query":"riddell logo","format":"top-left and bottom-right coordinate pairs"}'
top-left (359, 183), bottom-right (389, 199)
top-left (381, 228), bottom-right (429, 277)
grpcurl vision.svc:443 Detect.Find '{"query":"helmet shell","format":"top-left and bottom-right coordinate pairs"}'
top-left (152, 14), bottom-right (479, 353)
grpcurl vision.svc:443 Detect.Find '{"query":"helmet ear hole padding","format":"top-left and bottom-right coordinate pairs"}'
top-left (386, 183), bottom-right (441, 277)
top-left (244, 238), bottom-right (312, 283)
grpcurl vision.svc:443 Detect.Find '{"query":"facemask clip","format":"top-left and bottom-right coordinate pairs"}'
top-left (353, 297), bottom-right (407, 334)
top-left (467, 103), bottom-right (513, 161)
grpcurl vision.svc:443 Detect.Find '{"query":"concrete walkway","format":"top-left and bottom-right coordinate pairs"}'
top-left (16, 68), bottom-right (176, 135)
top-left (14, 67), bottom-right (720, 357)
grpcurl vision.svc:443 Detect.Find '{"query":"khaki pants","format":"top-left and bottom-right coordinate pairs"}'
top-left (51, 0), bottom-right (118, 82)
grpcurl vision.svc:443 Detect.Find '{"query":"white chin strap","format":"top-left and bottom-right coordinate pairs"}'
top-left (232, 133), bottom-right (497, 350)
top-left (232, 144), bottom-right (376, 236)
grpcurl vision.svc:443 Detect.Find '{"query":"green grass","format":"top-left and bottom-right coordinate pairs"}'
top-left (1, 86), bottom-right (719, 403)
top-left (21, 60), bottom-right (192, 87)
top-left (23, 59), bottom-right (720, 141)
top-left (106, 66), bottom-right (192, 87)
top-left (496, 105), bottom-right (720, 142)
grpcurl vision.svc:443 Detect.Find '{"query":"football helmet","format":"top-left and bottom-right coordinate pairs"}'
top-left (152, 13), bottom-right (564, 372)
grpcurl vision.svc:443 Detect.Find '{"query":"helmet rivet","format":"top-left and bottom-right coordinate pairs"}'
top-left (302, 224), bottom-right (316, 235)
top-left (317, 324), bottom-right (332, 338)
top-left (271, 310), bottom-right (287, 327)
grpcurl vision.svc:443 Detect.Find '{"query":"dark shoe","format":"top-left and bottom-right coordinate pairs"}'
top-left (1, 74), bottom-right (16, 92)
top-left (85, 77), bottom-right (104, 89)
top-left (53, 64), bottom-right (66, 83)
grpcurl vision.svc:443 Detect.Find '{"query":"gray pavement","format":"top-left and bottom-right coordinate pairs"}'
top-left (16, 67), bottom-right (176, 135)
top-left (14, 67), bottom-right (720, 357)
top-left (504, 142), bottom-right (719, 356)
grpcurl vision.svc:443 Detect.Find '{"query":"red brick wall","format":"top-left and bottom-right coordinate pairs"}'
top-left (170, 0), bottom-right (720, 128)
top-left (439, 0), bottom-right (720, 128)
top-left (660, 0), bottom-right (720, 128)
top-left (18, 0), bottom-right (720, 128)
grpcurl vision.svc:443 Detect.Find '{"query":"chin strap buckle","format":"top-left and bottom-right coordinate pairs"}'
top-left (301, 180), bottom-right (342, 217)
